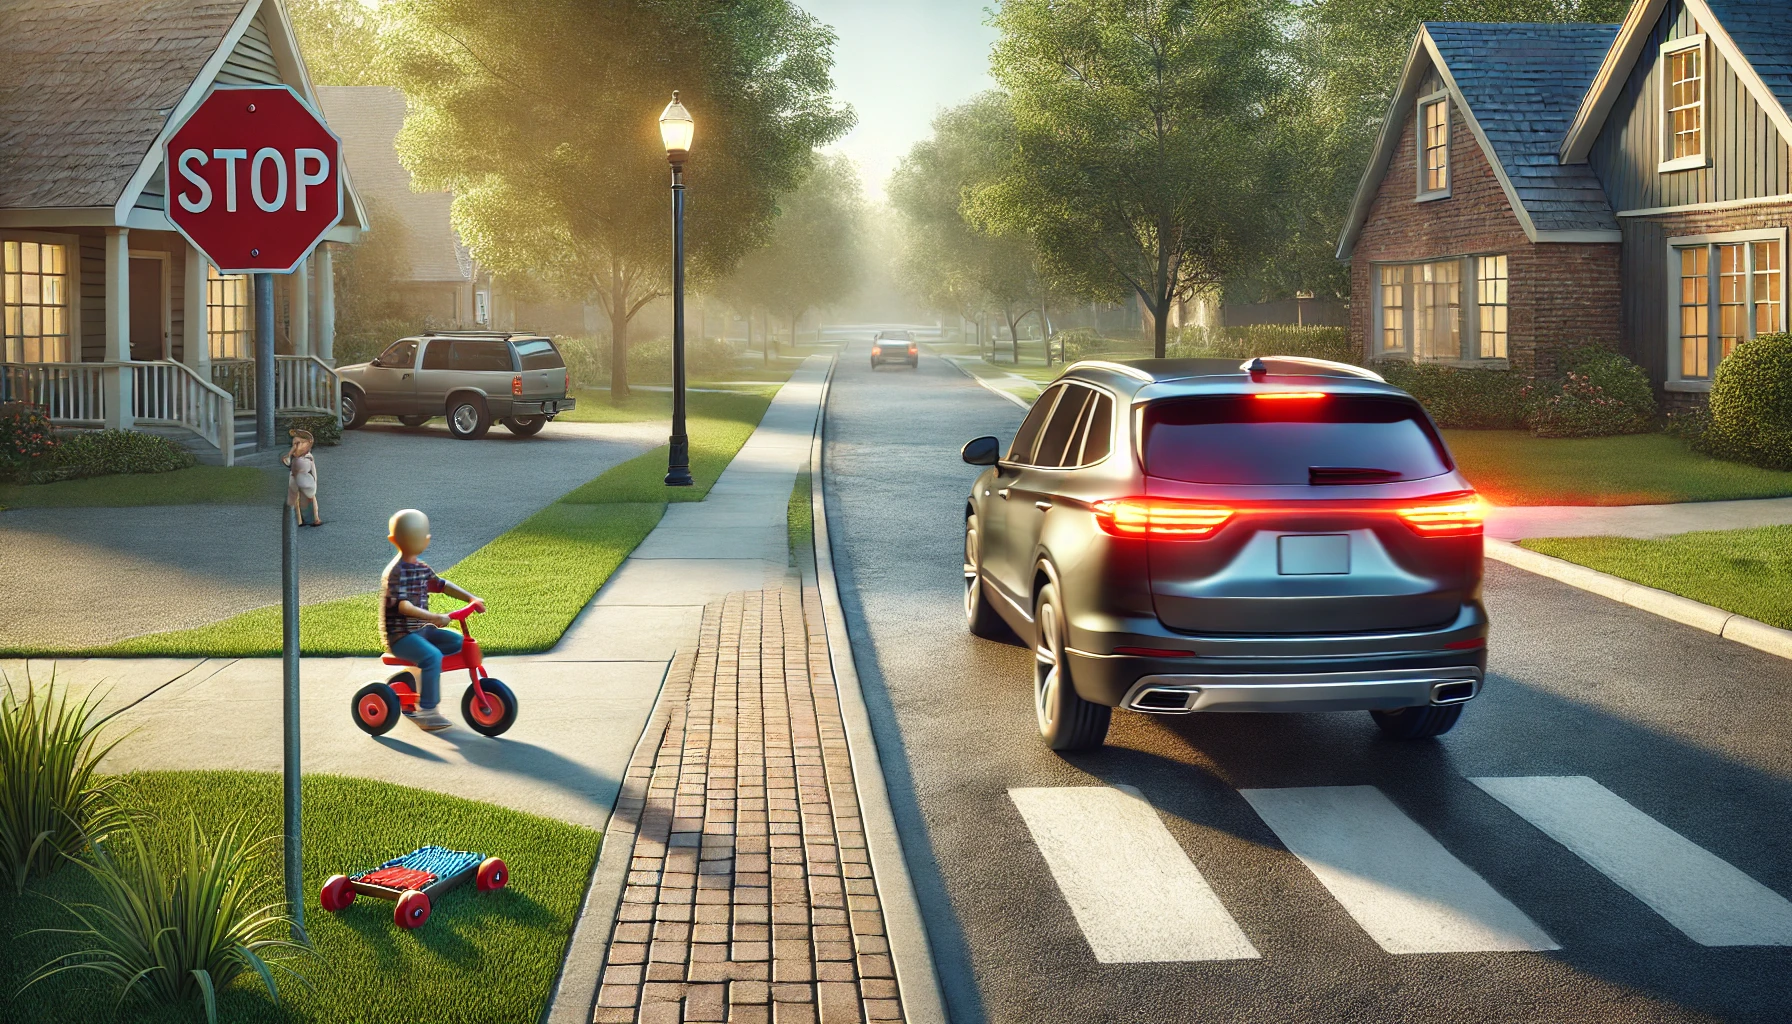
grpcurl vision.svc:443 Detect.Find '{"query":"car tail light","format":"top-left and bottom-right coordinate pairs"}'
top-left (1092, 498), bottom-right (1233, 539)
top-left (1444, 637), bottom-right (1486, 650)
top-left (1395, 496), bottom-right (1484, 537)
top-left (565, 369), bottom-right (571, 394)
top-left (908, 345), bottom-right (917, 354)
top-left (1254, 391), bottom-right (1327, 401)
top-left (512, 375), bottom-right (522, 396)
top-left (872, 346), bottom-right (883, 355)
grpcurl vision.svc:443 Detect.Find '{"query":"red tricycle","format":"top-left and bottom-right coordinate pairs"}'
top-left (351, 605), bottom-right (518, 737)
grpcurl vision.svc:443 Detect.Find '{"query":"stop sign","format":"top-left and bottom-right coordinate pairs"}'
top-left (163, 85), bottom-right (342, 275)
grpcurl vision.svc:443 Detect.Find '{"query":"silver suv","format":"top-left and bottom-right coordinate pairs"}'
top-left (338, 331), bottom-right (576, 439)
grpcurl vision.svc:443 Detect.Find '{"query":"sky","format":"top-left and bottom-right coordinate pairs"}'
top-left (798, 0), bottom-right (999, 200)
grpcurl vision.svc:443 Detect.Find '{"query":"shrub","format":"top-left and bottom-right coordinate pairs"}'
top-left (0, 403), bottom-right (58, 477)
top-left (1522, 347), bottom-right (1656, 438)
top-left (1169, 324), bottom-right (1356, 364)
top-left (560, 334), bottom-right (743, 388)
top-left (1053, 329), bottom-right (1146, 363)
top-left (22, 817), bottom-right (314, 1023)
top-left (276, 414), bottom-right (341, 447)
top-left (1378, 362), bottom-right (1530, 429)
top-left (22, 429), bottom-right (195, 484)
top-left (330, 314), bottom-right (430, 368)
top-left (0, 675), bottom-right (129, 892)
top-left (1701, 332), bottom-right (1792, 469)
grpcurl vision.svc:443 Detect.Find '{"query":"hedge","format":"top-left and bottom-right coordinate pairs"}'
top-left (1700, 331), bottom-right (1792, 469)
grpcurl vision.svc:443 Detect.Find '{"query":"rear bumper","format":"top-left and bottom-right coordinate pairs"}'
top-left (508, 398), bottom-right (575, 416)
top-left (1119, 666), bottom-right (1482, 714)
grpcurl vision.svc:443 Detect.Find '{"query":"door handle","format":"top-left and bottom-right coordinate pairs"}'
top-left (997, 488), bottom-right (1011, 500)
top-left (402, 373), bottom-right (411, 379)
top-left (1034, 500), bottom-right (1052, 511)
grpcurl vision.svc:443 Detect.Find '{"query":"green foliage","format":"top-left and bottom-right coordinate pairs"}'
top-left (286, 0), bottom-right (392, 86)
top-left (557, 335), bottom-right (742, 389)
top-left (275, 415), bottom-right (341, 447)
top-left (1522, 347), bottom-right (1656, 438)
top-left (14, 430), bottom-right (195, 485)
top-left (1701, 331), bottom-right (1792, 469)
top-left (0, 402), bottom-right (57, 476)
top-left (0, 676), bottom-right (129, 892)
top-left (721, 153), bottom-right (865, 332)
top-left (1379, 362), bottom-right (1530, 429)
top-left (21, 818), bottom-right (314, 1023)
top-left (1168, 325), bottom-right (1356, 364)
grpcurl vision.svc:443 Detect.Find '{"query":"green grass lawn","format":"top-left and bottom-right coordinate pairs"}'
top-left (33, 390), bottom-right (773, 659)
top-left (0, 771), bottom-right (599, 1024)
top-left (559, 383), bottom-right (778, 424)
top-left (788, 467), bottom-right (812, 565)
top-left (1521, 525), bottom-right (1792, 630)
top-left (1444, 430), bottom-right (1792, 506)
top-left (0, 465), bottom-right (276, 510)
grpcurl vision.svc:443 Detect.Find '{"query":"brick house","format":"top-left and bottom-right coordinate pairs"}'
top-left (1338, 0), bottom-right (1791, 405)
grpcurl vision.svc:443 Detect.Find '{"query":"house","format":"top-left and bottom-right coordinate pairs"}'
top-left (0, 0), bottom-right (368, 463)
top-left (1337, 0), bottom-right (1790, 405)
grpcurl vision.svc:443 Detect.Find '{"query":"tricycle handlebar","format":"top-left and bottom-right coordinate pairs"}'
top-left (449, 604), bottom-right (483, 622)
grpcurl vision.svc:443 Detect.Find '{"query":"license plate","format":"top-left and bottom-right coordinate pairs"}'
top-left (1278, 534), bottom-right (1350, 575)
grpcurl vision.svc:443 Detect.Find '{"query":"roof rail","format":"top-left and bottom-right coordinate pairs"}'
top-left (420, 330), bottom-right (543, 338)
top-left (1239, 356), bottom-right (1385, 383)
top-left (1064, 359), bottom-right (1154, 382)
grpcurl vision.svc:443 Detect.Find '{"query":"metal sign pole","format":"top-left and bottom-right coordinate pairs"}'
top-left (255, 272), bottom-right (275, 451)
top-left (281, 488), bottom-right (305, 938)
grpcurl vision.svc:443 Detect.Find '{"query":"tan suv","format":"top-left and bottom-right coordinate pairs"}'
top-left (338, 331), bottom-right (576, 439)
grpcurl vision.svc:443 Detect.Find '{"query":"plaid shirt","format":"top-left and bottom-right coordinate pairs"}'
top-left (380, 556), bottom-right (446, 650)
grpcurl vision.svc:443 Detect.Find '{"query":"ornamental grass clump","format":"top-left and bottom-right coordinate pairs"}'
top-left (0, 674), bottom-right (130, 892)
top-left (21, 818), bottom-right (315, 1024)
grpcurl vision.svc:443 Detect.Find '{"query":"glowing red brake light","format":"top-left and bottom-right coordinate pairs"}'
top-left (1092, 498), bottom-right (1234, 539)
top-left (512, 375), bottom-right (523, 396)
top-left (1255, 391), bottom-right (1328, 401)
top-left (565, 369), bottom-right (571, 393)
top-left (1395, 496), bottom-right (1484, 537)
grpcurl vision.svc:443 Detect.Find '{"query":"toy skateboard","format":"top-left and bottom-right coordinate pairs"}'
top-left (319, 844), bottom-right (509, 929)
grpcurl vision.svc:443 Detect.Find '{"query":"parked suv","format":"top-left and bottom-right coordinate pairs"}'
top-left (338, 332), bottom-right (576, 439)
top-left (960, 357), bottom-right (1486, 751)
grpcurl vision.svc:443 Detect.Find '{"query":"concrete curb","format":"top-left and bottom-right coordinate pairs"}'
top-left (932, 350), bottom-right (1033, 409)
top-left (1485, 538), bottom-right (1792, 660)
top-left (809, 358), bottom-right (952, 1024)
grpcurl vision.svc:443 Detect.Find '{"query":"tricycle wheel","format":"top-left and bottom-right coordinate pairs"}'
top-left (476, 856), bottom-right (509, 892)
top-left (395, 889), bottom-right (431, 929)
top-left (320, 874), bottom-right (355, 912)
top-left (352, 682), bottom-right (401, 736)
top-left (461, 678), bottom-right (518, 737)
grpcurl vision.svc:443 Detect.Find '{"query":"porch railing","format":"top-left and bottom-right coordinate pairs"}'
top-left (275, 355), bottom-right (340, 415)
top-left (131, 361), bottom-right (235, 463)
top-left (0, 362), bottom-right (107, 424)
top-left (211, 359), bottom-right (255, 410)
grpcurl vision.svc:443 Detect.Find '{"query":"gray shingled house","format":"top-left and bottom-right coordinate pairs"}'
top-left (0, 0), bottom-right (368, 463)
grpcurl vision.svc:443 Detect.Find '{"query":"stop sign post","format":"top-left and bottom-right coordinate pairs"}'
top-left (163, 85), bottom-right (341, 939)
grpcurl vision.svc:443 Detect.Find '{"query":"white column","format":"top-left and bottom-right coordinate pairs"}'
top-left (292, 256), bottom-right (311, 358)
top-left (315, 244), bottom-right (335, 364)
top-left (183, 245), bottom-right (209, 378)
top-left (103, 226), bottom-right (132, 429)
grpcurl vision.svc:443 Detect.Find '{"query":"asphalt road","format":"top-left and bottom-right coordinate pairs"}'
top-left (823, 343), bottom-right (1792, 1023)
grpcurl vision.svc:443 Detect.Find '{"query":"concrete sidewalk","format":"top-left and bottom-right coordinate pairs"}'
top-left (1486, 495), bottom-right (1792, 540)
top-left (0, 356), bottom-right (830, 831)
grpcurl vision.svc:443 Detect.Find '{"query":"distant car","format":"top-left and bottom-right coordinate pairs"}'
top-left (960, 356), bottom-right (1486, 751)
top-left (338, 332), bottom-right (576, 439)
top-left (871, 331), bottom-right (917, 369)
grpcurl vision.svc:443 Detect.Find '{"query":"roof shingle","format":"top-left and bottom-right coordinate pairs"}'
top-left (1703, 0), bottom-right (1792, 126)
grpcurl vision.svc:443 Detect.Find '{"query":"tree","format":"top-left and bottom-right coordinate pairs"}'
top-left (888, 93), bottom-right (1040, 361)
top-left (287, 0), bottom-right (391, 87)
top-left (385, 0), bottom-right (852, 399)
top-left (979, 0), bottom-right (1287, 358)
top-left (719, 153), bottom-right (865, 356)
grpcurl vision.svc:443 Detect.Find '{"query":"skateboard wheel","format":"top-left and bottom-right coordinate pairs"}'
top-left (320, 874), bottom-right (355, 912)
top-left (395, 888), bottom-right (431, 929)
top-left (476, 856), bottom-right (509, 891)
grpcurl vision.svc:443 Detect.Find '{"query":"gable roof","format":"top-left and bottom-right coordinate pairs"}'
top-left (316, 86), bottom-right (471, 283)
top-left (1559, 0), bottom-right (1792, 162)
top-left (1338, 22), bottom-right (1623, 259)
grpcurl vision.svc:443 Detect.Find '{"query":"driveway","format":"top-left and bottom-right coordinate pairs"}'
top-left (0, 419), bottom-right (663, 650)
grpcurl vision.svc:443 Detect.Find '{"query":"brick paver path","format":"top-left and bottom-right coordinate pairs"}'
top-left (593, 589), bottom-right (905, 1024)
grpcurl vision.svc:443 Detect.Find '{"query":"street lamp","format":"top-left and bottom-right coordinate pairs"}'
top-left (660, 91), bottom-right (695, 487)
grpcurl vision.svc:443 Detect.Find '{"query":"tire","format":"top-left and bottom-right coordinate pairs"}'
top-left (1369, 704), bottom-right (1463, 739)
top-left (341, 387), bottom-right (369, 429)
top-left (352, 682), bottom-right (401, 736)
top-left (320, 874), bottom-right (355, 912)
top-left (501, 415), bottom-right (547, 437)
top-left (446, 395), bottom-right (491, 439)
top-left (398, 414), bottom-right (431, 428)
top-left (476, 857), bottom-right (509, 892)
top-left (461, 678), bottom-right (518, 736)
top-left (1032, 582), bottom-right (1110, 751)
top-left (395, 889), bottom-right (431, 929)
top-left (963, 513), bottom-right (1008, 640)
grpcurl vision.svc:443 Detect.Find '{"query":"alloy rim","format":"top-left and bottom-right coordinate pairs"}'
top-left (963, 524), bottom-right (980, 620)
top-left (341, 395), bottom-right (356, 422)
top-left (1034, 600), bottom-right (1059, 733)
top-left (451, 405), bottom-right (478, 433)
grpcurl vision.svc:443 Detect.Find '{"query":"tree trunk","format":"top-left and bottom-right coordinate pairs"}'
top-left (609, 264), bottom-right (630, 403)
top-left (1005, 305), bottom-right (1022, 364)
top-left (1152, 297), bottom-right (1169, 359)
top-left (1041, 292), bottom-right (1052, 366)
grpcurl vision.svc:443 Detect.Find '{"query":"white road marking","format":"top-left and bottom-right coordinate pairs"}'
top-left (1471, 775), bottom-right (1792, 946)
top-left (1240, 785), bottom-right (1558, 954)
top-left (1008, 786), bottom-right (1259, 962)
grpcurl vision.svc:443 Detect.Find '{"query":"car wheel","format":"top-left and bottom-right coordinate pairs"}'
top-left (447, 395), bottom-right (491, 439)
top-left (501, 415), bottom-right (547, 437)
top-left (963, 513), bottom-right (1009, 640)
top-left (398, 414), bottom-right (431, 428)
top-left (1033, 582), bottom-right (1110, 751)
top-left (1369, 704), bottom-right (1463, 740)
top-left (341, 387), bottom-right (368, 429)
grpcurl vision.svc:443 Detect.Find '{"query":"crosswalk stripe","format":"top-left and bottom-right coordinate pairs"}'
top-left (1471, 775), bottom-right (1792, 946)
top-left (1239, 785), bottom-right (1559, 954)
top-left (1008, 786), bottom-right (1260, 963)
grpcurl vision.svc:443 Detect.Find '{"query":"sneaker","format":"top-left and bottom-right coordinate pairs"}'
top-left (405, 708), bottom-right (453, 732)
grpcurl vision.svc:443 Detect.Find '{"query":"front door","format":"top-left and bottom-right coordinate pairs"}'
top-left (128, 257), bottom-right (165, 361)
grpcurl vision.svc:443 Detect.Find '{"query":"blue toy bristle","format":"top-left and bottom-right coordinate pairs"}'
top-left (352, 844), bottom-right (483, 881)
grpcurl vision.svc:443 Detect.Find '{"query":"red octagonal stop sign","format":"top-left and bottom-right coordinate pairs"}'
top-left (164, 85), bottom-right (342, 275)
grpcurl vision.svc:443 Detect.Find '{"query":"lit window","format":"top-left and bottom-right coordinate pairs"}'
top-left (1680, 247), bottom-right (1710, 378)
top-left (1718, 243), bottom-right (1746, 361)
top-left (1412, 260), bottom-right (1460, 361)
top-left (3, 239), bottom-right (72, 363)
top-left (1421, 98), bottom-right (1449, 193)
top-left (1754, 240), bottom-right (1782, 337)
top-left (1676, 238), bottom-right (1782, 381)
top-left (207, 265), bottom-right (251, 360)
top-left (1665, 44), bottom-right (1703, 162)
top-left (1380, 266), bottom-right (1404, 352)
top-left (1477, 255), bottom-right (1508, 359)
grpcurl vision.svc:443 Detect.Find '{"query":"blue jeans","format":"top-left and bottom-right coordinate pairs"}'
top-left (390, 626), bottom-right (462, 710)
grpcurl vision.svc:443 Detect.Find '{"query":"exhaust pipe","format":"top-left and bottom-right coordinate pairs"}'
top-left (1130, 687), bottom-right (1197, 713)
top-left (1430, 680), bottom-right (1477, 705)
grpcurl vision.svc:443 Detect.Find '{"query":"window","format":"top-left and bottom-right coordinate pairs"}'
top-left (1419, 96), bottom-right (1450, 196)
top-left (1078, 394), bottom-right (1113, 465)
top-left (451, 340), bottom-right (514, 372)
top-left (1412, 261), bottom-right (1461, 360)
top-left (514, 339), bottom-right (565, 370)
top-left (3, 239), bottom-right (72, 363)
top-left (1673, 234), bottom-right (1783, 382)
top-left (1142, 396), bottom-right (1451, 486)
top-left (373, 339), bottom-right (418, 369)
top-left (1661, 39), bottom-right (1705, 169)
top-left (421, 340), bottom-right (452, 369)
top-left (207, 265), bottom-right (251, 360)
top-left (1380, 266), bottom-right (1405, 353)
top-left (1033, 385), bottom-right (1095, 468)
top-left (1477, 255), bottom-right (1508, 359)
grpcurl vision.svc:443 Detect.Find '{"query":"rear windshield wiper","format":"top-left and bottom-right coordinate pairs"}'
top-left (1309, 466), bottom-right (1403, 485)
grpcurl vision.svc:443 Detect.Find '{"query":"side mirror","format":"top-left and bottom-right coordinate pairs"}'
top-left (961, 435), bottom-right (1001, 466)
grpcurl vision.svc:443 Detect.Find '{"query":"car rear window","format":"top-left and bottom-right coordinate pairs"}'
top-left (452, 340), bottom-right (514, 372)
top-left (513, 339), bottom-right (564, 370)
top-left (1142, 394), bottom-right (1452, 485)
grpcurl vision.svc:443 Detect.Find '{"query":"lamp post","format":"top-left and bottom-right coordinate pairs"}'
top-left (660, 92), bottom-right (695, 487)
